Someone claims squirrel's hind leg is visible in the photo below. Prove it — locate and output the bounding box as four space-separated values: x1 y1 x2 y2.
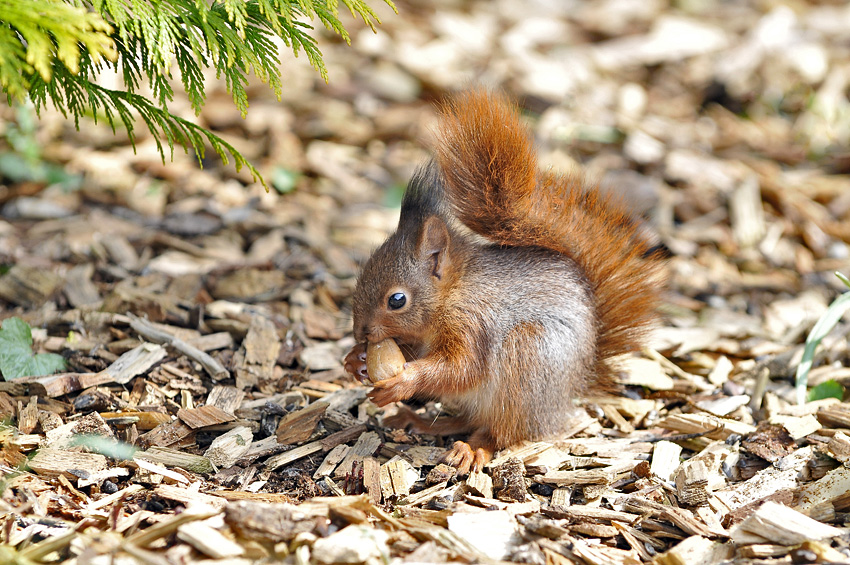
384 405 493 473
382 404 474 436
440 430 495 475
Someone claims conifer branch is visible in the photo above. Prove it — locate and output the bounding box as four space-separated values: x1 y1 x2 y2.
0 0 398 189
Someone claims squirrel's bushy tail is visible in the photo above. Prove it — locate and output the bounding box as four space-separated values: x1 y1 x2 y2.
434 89 664 383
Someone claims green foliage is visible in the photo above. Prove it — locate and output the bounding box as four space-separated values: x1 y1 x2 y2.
0 0 115 99
808 380 844 402
68 434 138 461
795 272 850 404
0 104 82 188
271 166 300 193
0 317 67 380
0 0 396 188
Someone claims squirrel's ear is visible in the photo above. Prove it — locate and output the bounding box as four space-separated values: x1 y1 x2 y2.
419 215 451 279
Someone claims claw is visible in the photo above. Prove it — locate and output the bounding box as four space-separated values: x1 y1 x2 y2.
343 343 369 383
439 440 493 475
441 441 475 476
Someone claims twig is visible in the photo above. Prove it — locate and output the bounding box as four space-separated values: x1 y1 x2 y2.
128 314 230 381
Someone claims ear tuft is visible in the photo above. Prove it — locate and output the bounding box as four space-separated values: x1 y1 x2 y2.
419 216 451 279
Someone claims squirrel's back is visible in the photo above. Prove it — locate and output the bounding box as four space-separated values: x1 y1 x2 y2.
433 89 665 386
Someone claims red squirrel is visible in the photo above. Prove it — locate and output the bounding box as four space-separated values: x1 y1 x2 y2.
344 89 665 473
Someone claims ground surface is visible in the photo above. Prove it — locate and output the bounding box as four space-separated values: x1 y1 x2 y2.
2 0 850 563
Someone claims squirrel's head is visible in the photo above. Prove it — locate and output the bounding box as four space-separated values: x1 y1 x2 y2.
352 214 456 348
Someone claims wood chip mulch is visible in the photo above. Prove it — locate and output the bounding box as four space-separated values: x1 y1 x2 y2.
3 1 850 563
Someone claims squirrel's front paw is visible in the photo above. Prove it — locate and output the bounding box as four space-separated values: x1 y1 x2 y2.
343 342 369 383
367 369 416 406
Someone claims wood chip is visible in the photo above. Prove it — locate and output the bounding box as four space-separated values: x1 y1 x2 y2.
99 410 171 430
653 535 731 565
570 521 619 538
492 457 526 502
544 504 640 524
125 505 221 547
731 501 843 545
224 500 315 543
153 484 227 510
401 481 450 507
312 524 390 564
276 401 328 445
177 405 237 429
714 447 812 513
768 414 822 440
465 470 494 498
446 510 522 561
650 440 683 482
9 433 42 451
233 315 280 389
551 488 572 508
730 175 766 247
0 264 63 307
63 263 101 307
104 343 167 384
206 385 245 414
27 448 108 479
797 465 850 511
622 497 715 537
17 396 38 434
139 419 195 448
87 484 146 511
176 521 245 558
313 443 350 479
826 431 850 462
133 456 191 484
380 456 418 499
186 331 234 352
17 372 114 398
619 357 675 390
707 356 733 386
657 413 756 439
333 431 381 478
817 404 850 428
489 441 553 467
674 459 711 506
137 446 214 474
741 423 795 462
536 461 638 486
204 425 253 468
363 456 382 505
266 441 324 470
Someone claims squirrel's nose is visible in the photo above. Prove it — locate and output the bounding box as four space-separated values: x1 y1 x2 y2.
354 323 369 342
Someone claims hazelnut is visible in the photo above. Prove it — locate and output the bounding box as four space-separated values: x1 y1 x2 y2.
366 338 405 383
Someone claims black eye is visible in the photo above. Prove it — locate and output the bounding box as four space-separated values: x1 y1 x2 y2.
387 292 406 310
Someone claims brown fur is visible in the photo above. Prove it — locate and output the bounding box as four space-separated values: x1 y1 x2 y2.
435 89 664 388
345 89 665 473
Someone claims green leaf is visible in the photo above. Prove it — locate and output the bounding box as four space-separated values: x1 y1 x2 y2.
0 317 67 381
808 380 844 402
271 167 299 193
0 152 38 182
68 435 138 460
795 274 850 405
